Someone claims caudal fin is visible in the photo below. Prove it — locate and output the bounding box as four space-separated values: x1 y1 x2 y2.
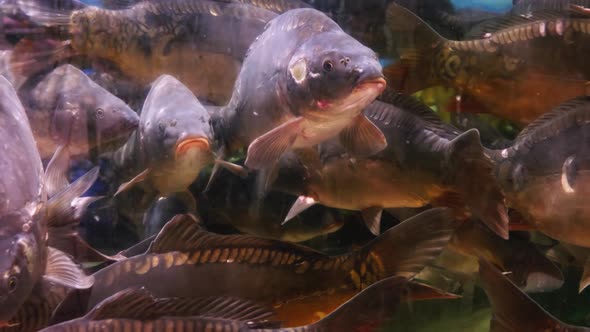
362 207 456 279
447 129 509 239
384 3 445 93
479 259 574 332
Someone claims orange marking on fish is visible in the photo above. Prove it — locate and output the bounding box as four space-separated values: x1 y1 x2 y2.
174 137 210 160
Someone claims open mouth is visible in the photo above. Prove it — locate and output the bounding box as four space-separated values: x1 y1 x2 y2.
175 137 210 160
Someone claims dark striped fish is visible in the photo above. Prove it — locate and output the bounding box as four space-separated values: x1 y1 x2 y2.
41 287 277 332
385 2 590 124
52 208 455 327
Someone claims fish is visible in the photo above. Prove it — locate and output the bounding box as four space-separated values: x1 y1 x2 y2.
41 287 278 332
142 192 196 239
51 208 455 326
17 64 138 160
492 96 590 248
13 0 277 105
196 167 345 243
0 74 95 325
385 2 590 125
479 258 590 332
449 220 564 293
274 91 508 238
213 7 387 172
112 74 215 210
0 283 68 332
545 243 590 293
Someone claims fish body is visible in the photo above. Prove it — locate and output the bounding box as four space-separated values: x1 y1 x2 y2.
493 96 590 247
0 75 94 325
113 75 214 198
52 209 454 326
19 0 276 105
386 3 590 124
19 64 138 159
215 8 386 169
275 92 507 238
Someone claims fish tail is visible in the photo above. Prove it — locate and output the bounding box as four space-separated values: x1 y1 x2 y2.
362 208 455 279
447 129 509 239
10 37 75 79
384 3 446 93
17 0 85 27
479 258 569 332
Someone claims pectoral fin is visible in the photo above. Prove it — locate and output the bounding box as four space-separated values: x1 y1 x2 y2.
340 115 387 158
115 169 150 196
282 196 317 225
43 247 94 289
215 159 248 178
361 207 383 236
245 117 304 170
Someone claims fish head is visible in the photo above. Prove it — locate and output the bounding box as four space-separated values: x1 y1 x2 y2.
286 31 385 117
141 75 214 168
0 230 38 322
85 88 139 144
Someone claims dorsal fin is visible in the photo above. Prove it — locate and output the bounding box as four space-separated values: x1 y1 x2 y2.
464 15 535 39
369 89 459 139
87 287 275 322
515 96 590 144
149 214 325 258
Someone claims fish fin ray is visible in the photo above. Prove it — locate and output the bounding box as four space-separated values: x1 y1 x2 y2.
340 115 387 158
215 159 248 178
361 207 383 236
43 247 94 289
448 129 509 239
245 117 303 170
17 0 85 27
46 167 99 228
115 168 150 196
580 257 590 293
282 196 317 225
45 145 71 198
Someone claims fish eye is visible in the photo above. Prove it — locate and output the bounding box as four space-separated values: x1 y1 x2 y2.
95 108 105 119
323 60 333 72
7 276 16 293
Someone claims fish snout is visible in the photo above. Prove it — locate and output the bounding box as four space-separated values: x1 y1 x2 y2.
174 137 211 160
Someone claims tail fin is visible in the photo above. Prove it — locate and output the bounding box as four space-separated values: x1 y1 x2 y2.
447 129 509 239
362 207 455 279
479 259 575 332
16 0 85 27
384 3 445 93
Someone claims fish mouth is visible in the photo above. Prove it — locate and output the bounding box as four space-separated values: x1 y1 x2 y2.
174 137 211 160
354 76 387 93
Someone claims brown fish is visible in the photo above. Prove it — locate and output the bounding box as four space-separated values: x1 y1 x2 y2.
274 92 508 238
479 258 590 332
14 0 277 105
385 3 590 125
492 96 590 247
52 208 455 326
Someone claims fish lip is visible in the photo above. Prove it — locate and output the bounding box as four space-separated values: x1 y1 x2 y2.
174 137 211 160
354 76 387 93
